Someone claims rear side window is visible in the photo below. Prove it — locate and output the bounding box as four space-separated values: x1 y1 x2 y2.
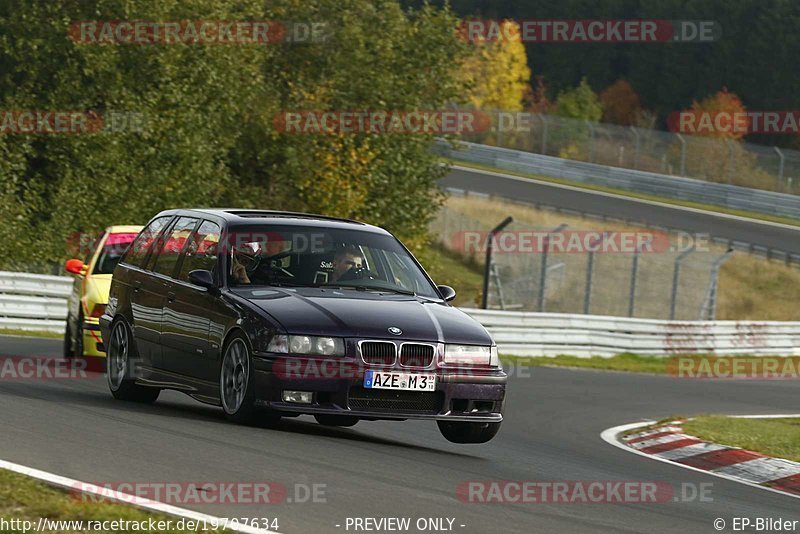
152 217 199 277
177 220 221 283
122 216 172 268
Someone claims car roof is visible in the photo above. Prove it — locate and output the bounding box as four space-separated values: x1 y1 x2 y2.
106 225 144 233
156 209 391 234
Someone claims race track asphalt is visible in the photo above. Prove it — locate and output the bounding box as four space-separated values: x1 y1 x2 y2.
441 166 800 256
1 335 799 533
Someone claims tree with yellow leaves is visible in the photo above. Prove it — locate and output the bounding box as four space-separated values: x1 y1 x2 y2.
462 20 531 111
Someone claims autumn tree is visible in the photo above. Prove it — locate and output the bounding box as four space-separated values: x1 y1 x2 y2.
461 20 531 111
599 80 641 126
555 77 602 121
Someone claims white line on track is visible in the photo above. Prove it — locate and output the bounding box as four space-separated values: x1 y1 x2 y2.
452 164 800 232
600 417 800 502
0 458 281 534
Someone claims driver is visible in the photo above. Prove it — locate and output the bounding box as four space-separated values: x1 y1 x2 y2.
330 246 364 282
230 241 261 285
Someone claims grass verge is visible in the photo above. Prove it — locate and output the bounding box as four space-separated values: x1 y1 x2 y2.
0 469 199 533
501 353 800 377
445 158 800 228
0 329 62 340
501 353 670 374
682 416 800 463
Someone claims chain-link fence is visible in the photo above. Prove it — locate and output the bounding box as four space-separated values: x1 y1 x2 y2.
459 111 800 194
431 203 733 320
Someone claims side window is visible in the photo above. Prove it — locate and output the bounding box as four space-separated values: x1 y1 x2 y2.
151 217 199 278
178 220 221 283
122 216 172 268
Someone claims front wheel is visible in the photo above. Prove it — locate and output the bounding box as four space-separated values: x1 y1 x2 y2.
437 421 501 444
220 334 258 424
107 320 159 403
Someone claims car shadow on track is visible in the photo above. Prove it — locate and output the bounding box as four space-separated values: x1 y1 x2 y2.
1 380 479 458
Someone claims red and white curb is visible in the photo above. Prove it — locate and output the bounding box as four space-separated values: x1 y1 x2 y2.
601 416 800 500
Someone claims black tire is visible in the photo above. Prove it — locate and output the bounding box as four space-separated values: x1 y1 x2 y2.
74 311 85 358
437 421 501 444
219 332 259 424
314 414 359 427
63 320 74 360
107 319 160 403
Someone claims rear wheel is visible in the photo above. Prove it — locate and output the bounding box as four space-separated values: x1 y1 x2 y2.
107 320 159 403
63 320 74 360
314 415 359 427
220 334 259 424
437 421 501 444
74 312 85 358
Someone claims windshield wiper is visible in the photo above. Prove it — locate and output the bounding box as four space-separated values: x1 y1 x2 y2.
328 284 417 296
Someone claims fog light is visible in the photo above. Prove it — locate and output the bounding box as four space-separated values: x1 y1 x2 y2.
282 390 313 404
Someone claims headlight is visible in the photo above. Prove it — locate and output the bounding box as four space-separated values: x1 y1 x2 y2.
267 334 288 353
267 334 344 357
444 344 493 366
290 335 312 354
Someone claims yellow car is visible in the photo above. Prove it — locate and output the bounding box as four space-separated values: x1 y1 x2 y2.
63 225 142 364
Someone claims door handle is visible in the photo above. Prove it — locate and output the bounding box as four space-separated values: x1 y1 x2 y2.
133 280 142 292
167 291 176 302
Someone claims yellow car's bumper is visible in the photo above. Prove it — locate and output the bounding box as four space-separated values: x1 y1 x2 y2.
81 316 106 358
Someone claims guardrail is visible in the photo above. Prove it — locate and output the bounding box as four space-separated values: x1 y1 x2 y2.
2 272 798 357
436 139 800 221
462 308 800 357
0 271 71 333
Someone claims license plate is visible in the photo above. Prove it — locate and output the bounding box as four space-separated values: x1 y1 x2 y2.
363 370 436 391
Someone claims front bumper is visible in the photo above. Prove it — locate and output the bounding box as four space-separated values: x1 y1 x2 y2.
81 317 106 357
251 353 506 423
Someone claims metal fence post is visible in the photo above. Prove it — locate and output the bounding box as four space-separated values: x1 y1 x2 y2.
628 245 641 317
538 113 548 155
583 234 604 314
481 216 513 309
669 245 696 320
538 223 567 312
676 134 686 176
725 139 735 185
702 249 734 320
586 120 595 162
630 126 640 169
774 146 785 190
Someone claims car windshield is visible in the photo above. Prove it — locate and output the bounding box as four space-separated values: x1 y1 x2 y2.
93 233 138 275
226 224 439 299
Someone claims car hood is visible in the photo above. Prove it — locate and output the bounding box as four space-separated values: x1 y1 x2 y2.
235 287 493 345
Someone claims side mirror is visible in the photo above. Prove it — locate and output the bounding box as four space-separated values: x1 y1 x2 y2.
437 285 457 302
188 269 216 291
65 258 87 275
